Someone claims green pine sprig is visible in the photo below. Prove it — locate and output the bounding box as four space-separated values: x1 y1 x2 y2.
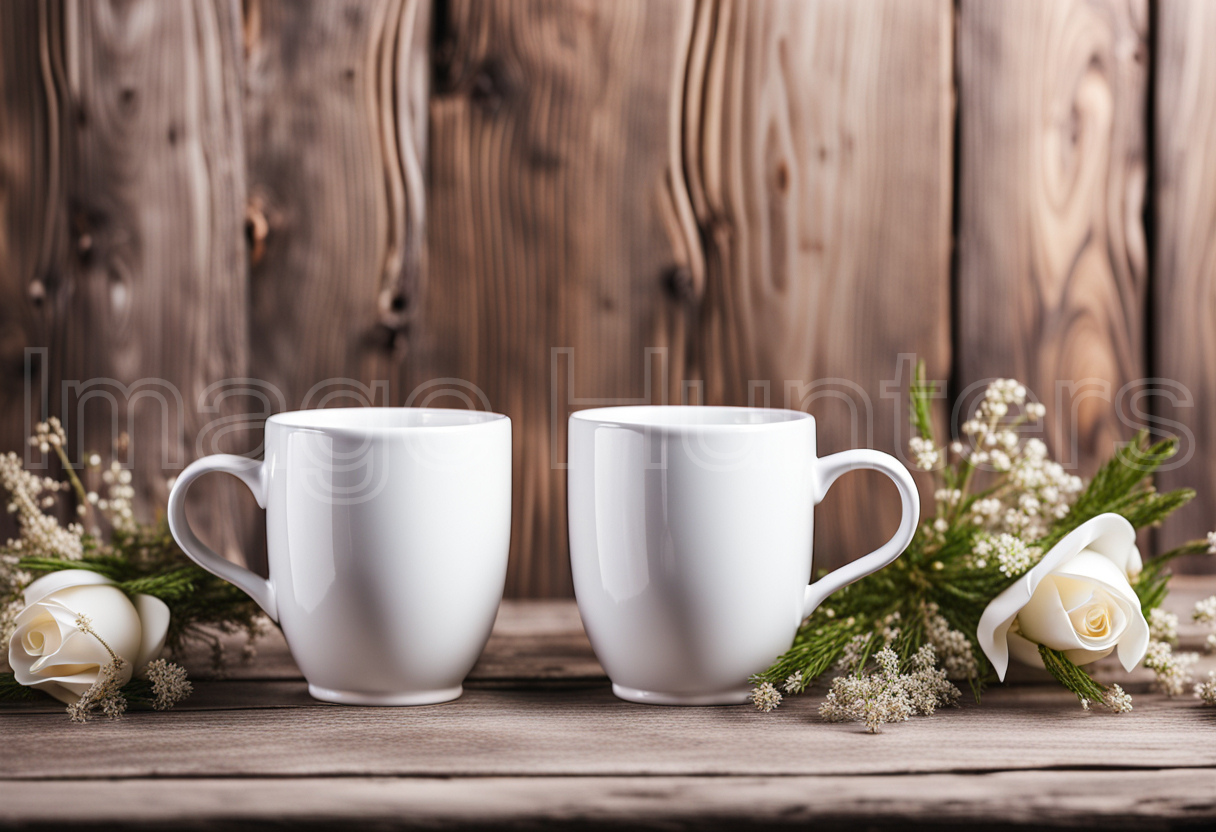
1037 645 1110 707
0 672 41 701
1037 431 1193 552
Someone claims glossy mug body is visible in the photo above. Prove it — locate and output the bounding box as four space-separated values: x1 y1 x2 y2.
568 406 919 705
168 408 511 706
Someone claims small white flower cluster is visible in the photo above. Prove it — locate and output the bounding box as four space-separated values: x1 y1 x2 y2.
1208 531 1216 555
911 378 1081 545
934 488 962 507
1149 608 1179 644
1144 640 1198 697
956 380 1045 466
963 437 1082 539
1194 595 1216 625
880 611 902 646
750 682 782 713
973 533 1042 577
819 646 959 733
923 602 978 680
1193 595 1216 652
908 436 939 471
1195 671 1216 706
29 418 66 456
65 613 127 723
65 659 127 722
1 452 83 568
144 658 193 711
1102 684 1133 713
96 459 137 532
1 432 88 647
835 633 873 673
782 670 805 695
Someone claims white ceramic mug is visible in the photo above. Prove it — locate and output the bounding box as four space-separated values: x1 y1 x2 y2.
167 407 512 705
567 405 919 705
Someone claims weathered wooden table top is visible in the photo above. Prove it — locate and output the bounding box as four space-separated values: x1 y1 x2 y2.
3 578 1216 830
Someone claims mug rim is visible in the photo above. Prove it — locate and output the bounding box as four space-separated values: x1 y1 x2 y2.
569 405 813 431
267 407 508 432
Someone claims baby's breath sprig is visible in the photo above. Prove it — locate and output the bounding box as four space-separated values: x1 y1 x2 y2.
1192 596 1216 658
1195 672 1216 706
819 645 959 733
751 359 1199 720
2 421 271 718
141 658 193 710
64 613 129 722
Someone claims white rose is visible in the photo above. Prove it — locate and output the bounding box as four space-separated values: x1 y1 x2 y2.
977 513 1149 680
8 570 170 704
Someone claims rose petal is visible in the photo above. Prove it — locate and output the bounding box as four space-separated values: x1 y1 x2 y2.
132 594 170 671
1017 576 1090 652
1081 520 1142 577
1006 631 1046 668
22 570 114 607
1051 574 1097 612
27 679 88 705
1115 597 1150 671
1064 589 1123 646
53 585 143 668
10 600 98 683
1053 551 1141 606
16 605 106 681
976 588 1026 681
1063 645 1116 666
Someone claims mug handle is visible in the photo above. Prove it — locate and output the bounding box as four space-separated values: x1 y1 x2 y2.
802 449 920 618
167 454 278 622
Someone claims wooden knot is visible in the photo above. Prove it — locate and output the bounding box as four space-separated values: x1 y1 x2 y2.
470 59 512 114
661 266 696 302
246 201 269 266
377 287 411 334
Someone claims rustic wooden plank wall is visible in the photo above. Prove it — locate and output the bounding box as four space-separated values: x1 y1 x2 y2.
244 0 429 410
675 0 952 576
956 0 1149 475
424 0 953 594
423 0 689 596
0 0 254 563
1 0 1214 595
1154 0 1216 563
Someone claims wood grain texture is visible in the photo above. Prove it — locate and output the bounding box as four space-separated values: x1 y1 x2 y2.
0 1 51 470
1153 0 1216 568
5 684 1216 780
423 0 692 596
0 0 252 560
956 0 1149 476
0 1 54 551
673 0 954 569
243 0 430 409
5 770 1216 830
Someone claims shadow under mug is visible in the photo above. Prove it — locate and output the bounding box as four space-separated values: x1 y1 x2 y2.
567 405 920 705
167 407 512 706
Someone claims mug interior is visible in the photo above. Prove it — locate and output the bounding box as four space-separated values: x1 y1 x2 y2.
268 407 505 430
570 405 810 428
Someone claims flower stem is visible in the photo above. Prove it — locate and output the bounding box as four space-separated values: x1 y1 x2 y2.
51 442 92 528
